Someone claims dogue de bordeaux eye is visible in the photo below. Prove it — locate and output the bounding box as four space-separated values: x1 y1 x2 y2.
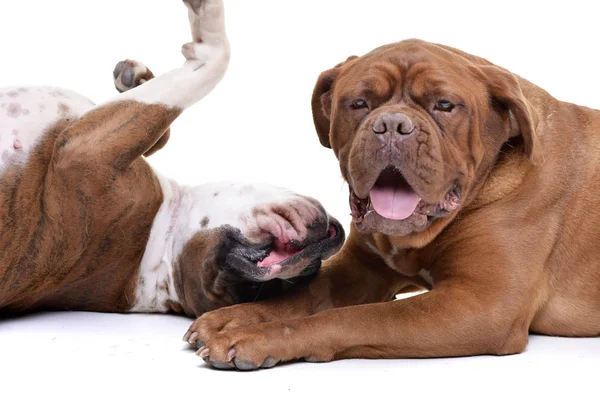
434 99 455 112
351 99 369 110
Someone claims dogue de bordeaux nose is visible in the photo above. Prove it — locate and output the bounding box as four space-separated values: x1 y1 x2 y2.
372 112 415 136
186 39 600 371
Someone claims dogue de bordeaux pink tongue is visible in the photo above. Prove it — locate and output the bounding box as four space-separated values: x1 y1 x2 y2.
369 170 421 220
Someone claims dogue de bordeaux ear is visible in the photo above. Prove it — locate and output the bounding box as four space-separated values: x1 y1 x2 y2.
481 65 544 165
311 56 358 148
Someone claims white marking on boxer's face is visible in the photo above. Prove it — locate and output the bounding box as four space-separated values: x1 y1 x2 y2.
0 87 95 171
175 182 320 254
115 0 230 111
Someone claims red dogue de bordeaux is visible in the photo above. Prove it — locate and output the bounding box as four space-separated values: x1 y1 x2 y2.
0 0 344 318
186 39 600 370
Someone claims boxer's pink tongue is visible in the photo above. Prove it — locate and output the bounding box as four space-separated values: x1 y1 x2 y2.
369 171 421 220
257 240 301 267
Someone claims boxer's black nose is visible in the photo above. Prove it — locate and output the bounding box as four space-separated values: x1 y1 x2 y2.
372 112 415 136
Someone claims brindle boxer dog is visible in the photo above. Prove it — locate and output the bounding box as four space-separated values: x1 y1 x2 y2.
0 0 344 318
187 39 600 370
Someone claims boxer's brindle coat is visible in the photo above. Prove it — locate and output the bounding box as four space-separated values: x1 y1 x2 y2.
0 0 344 318
188 40 600 370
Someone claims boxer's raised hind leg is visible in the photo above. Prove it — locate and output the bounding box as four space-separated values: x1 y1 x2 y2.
53 0 229 170
112 60 170 156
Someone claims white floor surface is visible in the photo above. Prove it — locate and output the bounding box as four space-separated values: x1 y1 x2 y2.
1 312 598 400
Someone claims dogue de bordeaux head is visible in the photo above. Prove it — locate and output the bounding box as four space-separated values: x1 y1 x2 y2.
312 39 542 244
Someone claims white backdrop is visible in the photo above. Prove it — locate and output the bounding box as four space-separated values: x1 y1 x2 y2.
2 0 600 232
1 0 599 398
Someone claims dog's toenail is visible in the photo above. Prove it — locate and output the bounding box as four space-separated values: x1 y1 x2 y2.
188 332 199 344
226 348 236 362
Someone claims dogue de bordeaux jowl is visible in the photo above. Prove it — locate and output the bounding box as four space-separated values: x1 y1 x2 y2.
187 39 600 370
0 0 344 318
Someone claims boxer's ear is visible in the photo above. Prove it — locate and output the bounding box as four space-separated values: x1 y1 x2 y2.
482 65 544 165
311 56 358 148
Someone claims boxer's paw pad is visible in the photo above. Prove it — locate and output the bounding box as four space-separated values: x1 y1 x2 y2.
113 59 154 93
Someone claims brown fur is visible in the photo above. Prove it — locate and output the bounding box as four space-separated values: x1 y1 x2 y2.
173 230 237 318
0 101 180 314
113 64 172 157
187 39 600 369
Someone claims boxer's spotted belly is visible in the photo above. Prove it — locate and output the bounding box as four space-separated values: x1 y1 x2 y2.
0 87 94 171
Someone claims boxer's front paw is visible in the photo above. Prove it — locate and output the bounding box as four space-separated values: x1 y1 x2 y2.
113 59 154 93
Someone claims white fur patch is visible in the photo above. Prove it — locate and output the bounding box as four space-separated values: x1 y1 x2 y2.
174 181 317 256
130 170 181 313
0 87 94 172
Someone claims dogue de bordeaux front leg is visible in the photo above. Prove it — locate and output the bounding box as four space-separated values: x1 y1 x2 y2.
189 233 533 370
195 287 519 370
53 0 229 170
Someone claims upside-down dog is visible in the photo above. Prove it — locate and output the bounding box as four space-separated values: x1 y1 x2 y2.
0 0 344 318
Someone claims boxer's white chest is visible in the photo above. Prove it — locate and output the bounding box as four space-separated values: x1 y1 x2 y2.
0 87 95 171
